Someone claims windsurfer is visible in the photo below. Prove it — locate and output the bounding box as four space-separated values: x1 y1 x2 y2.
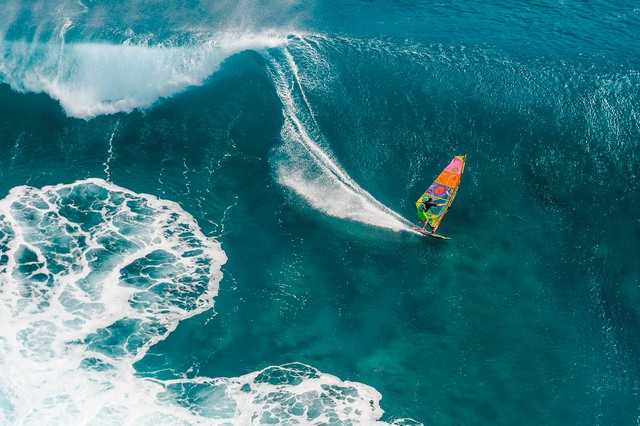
414 197 444 232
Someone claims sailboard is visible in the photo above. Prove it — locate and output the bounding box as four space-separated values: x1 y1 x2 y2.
413 155 466 240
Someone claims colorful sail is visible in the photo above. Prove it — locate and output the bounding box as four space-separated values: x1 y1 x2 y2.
415 155 466 232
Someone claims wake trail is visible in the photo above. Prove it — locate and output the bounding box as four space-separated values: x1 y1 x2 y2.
264 40 413 233
10 132 25 166
104 118 119 181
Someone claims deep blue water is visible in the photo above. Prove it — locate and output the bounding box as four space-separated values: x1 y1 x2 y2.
1 1 639 424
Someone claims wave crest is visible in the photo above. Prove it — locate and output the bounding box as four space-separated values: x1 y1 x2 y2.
0 33 288 119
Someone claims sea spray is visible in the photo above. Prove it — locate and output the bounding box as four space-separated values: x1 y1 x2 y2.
0 33 289 119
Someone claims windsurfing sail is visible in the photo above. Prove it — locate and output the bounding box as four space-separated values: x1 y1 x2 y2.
415 155 466 233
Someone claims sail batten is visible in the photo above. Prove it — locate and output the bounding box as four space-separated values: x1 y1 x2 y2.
415 155 466 232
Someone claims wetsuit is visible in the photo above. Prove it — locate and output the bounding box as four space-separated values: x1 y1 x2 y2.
417 200 439 220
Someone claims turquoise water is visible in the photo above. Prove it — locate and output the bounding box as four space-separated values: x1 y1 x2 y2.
1 1 639 424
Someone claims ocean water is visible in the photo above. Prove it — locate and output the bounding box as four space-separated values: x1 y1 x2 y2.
1 0 639 424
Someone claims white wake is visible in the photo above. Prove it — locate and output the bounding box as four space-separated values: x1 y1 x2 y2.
264 40 414 233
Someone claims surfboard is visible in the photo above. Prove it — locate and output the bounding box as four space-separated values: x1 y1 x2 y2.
412 228 451 240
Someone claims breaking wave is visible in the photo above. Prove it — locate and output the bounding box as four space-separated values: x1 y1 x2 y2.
0 33 288 119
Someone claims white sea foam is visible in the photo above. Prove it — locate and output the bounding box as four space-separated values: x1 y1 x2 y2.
0 178 226 423
162 362 420 425
264 41 414 233
0 32 288 119
0 179 417 424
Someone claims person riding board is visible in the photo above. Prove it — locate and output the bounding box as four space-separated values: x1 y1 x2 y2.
415 196 444 232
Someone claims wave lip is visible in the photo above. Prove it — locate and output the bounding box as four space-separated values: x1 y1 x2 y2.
0 32 289 119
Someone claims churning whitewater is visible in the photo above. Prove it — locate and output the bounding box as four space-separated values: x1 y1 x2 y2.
1 0 639 425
